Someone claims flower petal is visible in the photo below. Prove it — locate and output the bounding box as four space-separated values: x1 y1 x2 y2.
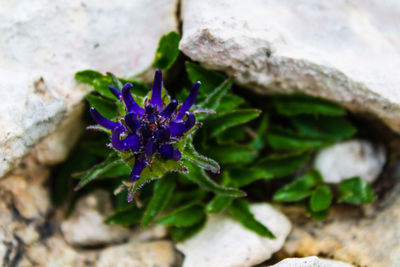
173 148 182 161
124 134 141 151
125 112 141 132
145 104 157 123
122 83 145 115
108 85 122 100
175 82 200 121
159 144 174 159
145 137 155 156
90 107 121 130
150 69 163 109
160 99 178 118
130 156 146 181
111 125 127 150
155 125 171 142
169 112 196 137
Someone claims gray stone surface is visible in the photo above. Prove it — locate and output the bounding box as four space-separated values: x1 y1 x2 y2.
180 0 400 134
0 0 178 177
177 204 291 267
314 139 386 184
270 256 354 267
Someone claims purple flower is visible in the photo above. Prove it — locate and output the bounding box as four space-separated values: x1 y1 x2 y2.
89 69 200 183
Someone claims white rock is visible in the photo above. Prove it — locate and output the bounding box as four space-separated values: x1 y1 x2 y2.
177 203 291 267
314 140 386 184
96 240 176 267
180 0 400 134
0 0 178 177
270 256 355 267
61 190 130 246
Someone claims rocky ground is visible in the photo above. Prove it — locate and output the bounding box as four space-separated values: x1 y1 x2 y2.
1 0 400 266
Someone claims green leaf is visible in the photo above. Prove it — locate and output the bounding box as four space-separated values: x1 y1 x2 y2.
165 188 207 210
206 195 233 214
290 116 356 141
252 151 311 177
154 31 181 70
141 174 176 227
228 199 275 239
199 78 234 110
309 185 333 212
267 127 332 150
75 70 103 84
104 205 144 226
309 208 330 221
118 79 148 97
249 115 269 150
74 153 124 190
156 203 205 227
182 141 220 174
203 144 258 165
206 109 261 138
216 126 246 144
216 94 245 113
183 160 245 197
338 177 376 204
273 169 323 202
171 217 206 241
273 95 346 116
185 62 225 95
86 94 118 119
126 155 187 201
97 162 131 178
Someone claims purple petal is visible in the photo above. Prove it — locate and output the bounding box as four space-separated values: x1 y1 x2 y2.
150 69 163 109
175 82 200 121
145 104 157 123
108 85 122 100
159 144 174 159
90 107 121 130
125 112 141 132
111 125 127 150
155 125 171 142
160 99 178 118
130 156 146 181
139 125 152 139
145 137 155 156
169 112 196 137
122 83 144 115
173 149 181 161
124 134 141 151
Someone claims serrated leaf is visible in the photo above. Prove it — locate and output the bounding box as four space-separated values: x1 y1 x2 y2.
126 155 187 201
273 169 323 202
216 94 245 113
182 141 220 173
267 127 332 150
154 31 181 70
228 199 275 239
185 62 225 95
183 160 245 197
274 95 346 116
204 144 258 165
156 203 205 227
206 195 233 213
141 174 175 227
206 109 261 138
338 177 376 204
86 94 118 119
309 185 333 212
290 116 356 141
74 153 123 190
104 205 144 226
171 217 206 241
199 78 234 110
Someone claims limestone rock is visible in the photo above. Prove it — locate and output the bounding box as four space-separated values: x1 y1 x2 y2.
61 190 131 247
177 203 291 267
96 240 176 267
180 0 400 134
314 140 386 184
0 0 178 177
270 256 355 267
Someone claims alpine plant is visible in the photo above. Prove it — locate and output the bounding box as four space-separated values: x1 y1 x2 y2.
88 69 201 201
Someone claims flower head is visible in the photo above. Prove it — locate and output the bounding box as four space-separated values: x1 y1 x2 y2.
89 69 200 182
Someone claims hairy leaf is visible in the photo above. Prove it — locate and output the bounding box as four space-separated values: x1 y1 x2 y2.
156 203 205 227
199 78 234 110
216 94 245 113
206 195 233 213
204 144 258 165
229 199 275 239
182 142 220 173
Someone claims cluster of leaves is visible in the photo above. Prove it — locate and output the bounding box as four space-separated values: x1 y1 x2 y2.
53 31 377 242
